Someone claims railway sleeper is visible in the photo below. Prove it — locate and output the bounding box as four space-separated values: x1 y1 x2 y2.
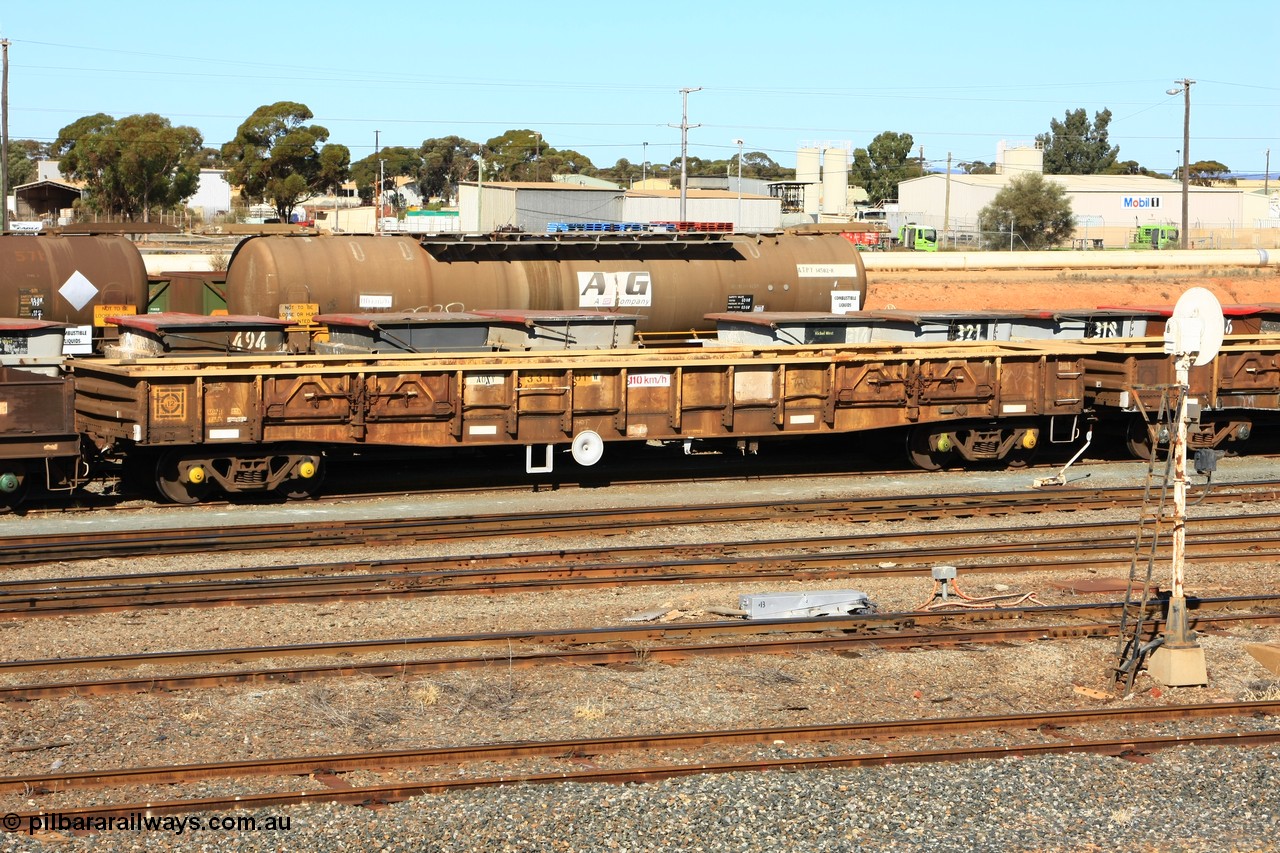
154 446 324 504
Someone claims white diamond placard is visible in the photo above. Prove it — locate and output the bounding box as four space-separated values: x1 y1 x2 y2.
59 270 99 311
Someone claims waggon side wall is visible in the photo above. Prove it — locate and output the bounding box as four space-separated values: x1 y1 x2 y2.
0 366 80 461
1082 338 1280 413
72 343 1094 453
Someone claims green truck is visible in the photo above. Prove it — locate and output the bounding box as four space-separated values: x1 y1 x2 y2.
1131 224 1179 249
896 223 938 251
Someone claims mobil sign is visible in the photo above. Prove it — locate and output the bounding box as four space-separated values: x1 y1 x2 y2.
1123 196 1164 209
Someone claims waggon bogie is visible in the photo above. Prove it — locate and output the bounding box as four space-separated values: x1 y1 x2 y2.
149 446 324 504
907 421 1041 471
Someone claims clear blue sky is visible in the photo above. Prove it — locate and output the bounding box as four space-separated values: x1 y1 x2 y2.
3 1 1277 177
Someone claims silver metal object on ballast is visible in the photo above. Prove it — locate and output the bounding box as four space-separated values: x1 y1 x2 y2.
738 591 874 620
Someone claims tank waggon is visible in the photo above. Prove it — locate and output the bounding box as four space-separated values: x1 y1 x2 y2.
223 229 867 335
0 234 148 352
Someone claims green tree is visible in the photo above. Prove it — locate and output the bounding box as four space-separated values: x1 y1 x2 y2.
196 147 227 169
221 102 350 222
1182 159 1232 186
960 160 996 175
419 136 482 202
351 146 422 206
481 129 542 182
741 151 787 180
112 114 203 222
477 129 596 182
976 173 1075 250
1106 159 1162 177
5 139 44 195
1037 108 1119 175
55 113 203 221
54 113 127 216
850 131 922 204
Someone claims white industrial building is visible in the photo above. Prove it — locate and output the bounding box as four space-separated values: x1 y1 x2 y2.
897 143 1277 249
188 169 232 224
457 182 780 233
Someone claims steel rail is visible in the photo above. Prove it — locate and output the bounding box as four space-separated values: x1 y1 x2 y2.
8 712 1280 822
3 603 1278 702
5 508 1279 592
2 481 1276 567
6 700 1277 796
5 532 1280 619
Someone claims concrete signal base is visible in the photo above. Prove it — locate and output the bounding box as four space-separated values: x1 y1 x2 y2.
1148 644 1208 687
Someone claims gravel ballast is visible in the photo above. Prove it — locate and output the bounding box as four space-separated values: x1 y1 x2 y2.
2 459 1279 851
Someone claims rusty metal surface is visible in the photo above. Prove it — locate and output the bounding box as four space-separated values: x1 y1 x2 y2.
0 366 78 459
1084 338 1280 412
0 235 147 340
7 700 1277 798
9 721 1280 821
223 231 868 333
5 609 1280 702
71 341 1091 452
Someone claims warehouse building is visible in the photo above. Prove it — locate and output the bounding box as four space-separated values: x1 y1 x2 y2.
896 142 1278 249
457 182 780 233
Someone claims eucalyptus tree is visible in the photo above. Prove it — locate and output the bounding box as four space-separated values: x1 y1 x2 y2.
221 102 350 221
1037 108 1120 175
351 146 422 205
976 173 1075 250
419 136 482 203
850 131 923 205
55 113 203 221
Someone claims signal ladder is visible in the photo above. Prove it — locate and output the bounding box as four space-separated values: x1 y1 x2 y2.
1113 386 1180 693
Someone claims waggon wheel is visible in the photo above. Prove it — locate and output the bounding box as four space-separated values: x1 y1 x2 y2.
1125 419 1156 461
1003 426 1040 469
277 456 325 501
1003 445 1040 469
155 451 214 505
907 426 955 472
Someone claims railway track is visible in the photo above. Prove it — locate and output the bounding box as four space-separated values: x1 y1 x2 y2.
7 700 1279 821
3 480 1279 566
4 511 1280 617
3 598 1277 702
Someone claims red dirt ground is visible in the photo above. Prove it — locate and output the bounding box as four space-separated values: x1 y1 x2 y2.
864 266 1280 312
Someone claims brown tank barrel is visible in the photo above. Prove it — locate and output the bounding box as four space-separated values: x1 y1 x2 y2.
224 231 868 332
0 234 147 333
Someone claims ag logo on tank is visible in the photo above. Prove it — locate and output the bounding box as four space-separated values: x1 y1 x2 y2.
578 272 652 308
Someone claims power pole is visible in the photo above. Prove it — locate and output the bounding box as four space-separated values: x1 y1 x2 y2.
943 152 952 233
1166 79 1194 250
1 38 9 233
671 87 701 223
374 130 381 235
